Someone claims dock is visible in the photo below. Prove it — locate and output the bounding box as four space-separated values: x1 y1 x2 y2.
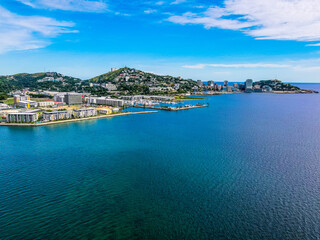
134 104 209 111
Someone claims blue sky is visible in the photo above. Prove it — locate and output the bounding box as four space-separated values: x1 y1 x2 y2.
1 0 320 82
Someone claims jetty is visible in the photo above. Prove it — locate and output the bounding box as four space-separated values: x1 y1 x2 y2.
134 104 209 111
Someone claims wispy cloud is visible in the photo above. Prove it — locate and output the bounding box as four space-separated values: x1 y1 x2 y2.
0 6 76 53
171 0 187 5
306 43 320 47
17 0 108 12
168 0 320 42
183 63 291 69
144 9 157 14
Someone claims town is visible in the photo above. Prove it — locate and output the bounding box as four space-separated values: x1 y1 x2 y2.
0 68 317 125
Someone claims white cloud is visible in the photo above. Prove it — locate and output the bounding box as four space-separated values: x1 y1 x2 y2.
144 9 157 14
155 1 165 5
306 43 320 47
171 0 186 5
183 63 291 69
168 0 320 42
17 0 108 12
0 6 75 53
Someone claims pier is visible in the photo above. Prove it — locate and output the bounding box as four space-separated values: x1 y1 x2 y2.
134 104 209 111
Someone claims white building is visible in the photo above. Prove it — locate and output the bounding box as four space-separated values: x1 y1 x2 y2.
38 101 55 107
87 97 124 107
7 112 38 123
43 111 73 121
99 109 112 115
73 108 97 118
54 94 65 103
18 100 38 108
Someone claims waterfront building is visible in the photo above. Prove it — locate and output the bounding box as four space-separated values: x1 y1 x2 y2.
233 83 238 88
7 112 38 123
197 80 203 87
95 97 124 107
112 108 120 113
224 80 229 87
65 93 82 105
99 109 112 115
73 108 97 118
217 85 222 91
43 111 73 121
38 101 55 107
227 86 233 92
18 100 37 108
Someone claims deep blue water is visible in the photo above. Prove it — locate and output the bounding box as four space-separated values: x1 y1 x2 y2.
1 84 320 240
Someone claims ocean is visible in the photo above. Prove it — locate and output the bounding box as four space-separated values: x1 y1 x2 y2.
1 84 320 239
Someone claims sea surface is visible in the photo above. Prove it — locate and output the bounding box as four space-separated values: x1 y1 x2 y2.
1 84 320 240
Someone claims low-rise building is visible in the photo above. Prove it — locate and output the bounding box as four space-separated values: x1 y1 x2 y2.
112 108 120 113
73 108 97 118
18 100 38 108
38 101 55 107
54 94 65 103
14 94 30 105
99 109 112 115
43 111 73 121
7 112 38 123
96 97 124 107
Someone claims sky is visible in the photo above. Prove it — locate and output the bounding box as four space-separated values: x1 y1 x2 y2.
1 0 320 82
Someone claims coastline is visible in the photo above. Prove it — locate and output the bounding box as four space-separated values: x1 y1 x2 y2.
0 111 158 127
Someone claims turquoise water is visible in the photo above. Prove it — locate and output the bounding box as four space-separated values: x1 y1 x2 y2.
1 84 320 239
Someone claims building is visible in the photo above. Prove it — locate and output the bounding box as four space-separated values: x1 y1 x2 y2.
245 79 253 90
7 112 38 123
207 81 214 87
43 111 73 121
262 85 273 92
111 68 118 72
224 80 229 87
112 108 120 113
38 101 55 107
99 109 112 115
91 97 124 107
54 94 65 103
14 94 30 105
227 86 233 92
65 93 82 105
233 83 238 88
18 100 37 108
197 80 203 86
73 108 97 118
101 83 117 91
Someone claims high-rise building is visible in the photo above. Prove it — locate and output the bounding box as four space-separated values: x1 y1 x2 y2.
245 79 253 90
65 93 82 105
224 80 229 87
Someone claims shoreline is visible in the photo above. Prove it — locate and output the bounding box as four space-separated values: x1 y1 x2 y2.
0 111 158 127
